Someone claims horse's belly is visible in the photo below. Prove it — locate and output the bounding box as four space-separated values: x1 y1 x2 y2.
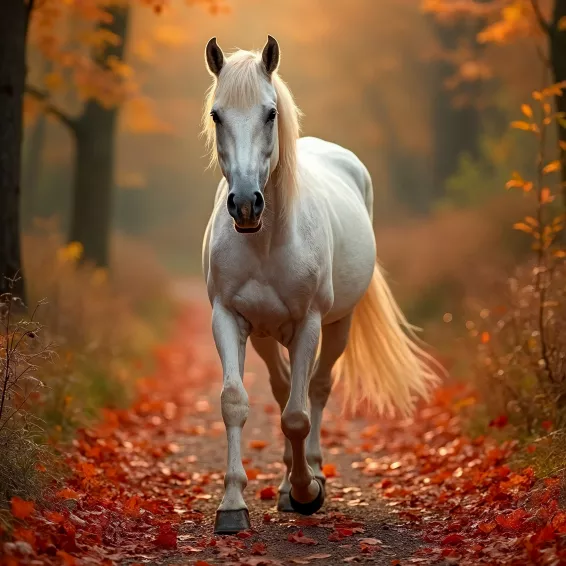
231 279 295 344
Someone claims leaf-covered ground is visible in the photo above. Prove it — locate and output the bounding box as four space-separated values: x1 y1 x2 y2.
2 287 566 565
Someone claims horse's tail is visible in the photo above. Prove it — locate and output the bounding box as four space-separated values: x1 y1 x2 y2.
334 263 441 417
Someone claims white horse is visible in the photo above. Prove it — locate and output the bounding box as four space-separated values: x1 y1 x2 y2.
202 36 439 534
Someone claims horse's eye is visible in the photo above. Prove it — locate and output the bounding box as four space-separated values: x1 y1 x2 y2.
211 110 221 124
267 108 277 123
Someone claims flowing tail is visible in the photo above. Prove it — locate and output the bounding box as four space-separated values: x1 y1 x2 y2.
334 263 442 417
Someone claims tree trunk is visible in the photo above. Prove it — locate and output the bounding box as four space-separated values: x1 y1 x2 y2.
0 0 28 299
550 0 566 208
70 106 116 266
430 20 482 200
22 112 47 229
68 4 129 267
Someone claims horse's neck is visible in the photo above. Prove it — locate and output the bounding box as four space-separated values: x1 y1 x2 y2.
251 174 293 253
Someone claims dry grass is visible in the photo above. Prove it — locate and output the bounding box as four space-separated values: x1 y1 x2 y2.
0 227 174 514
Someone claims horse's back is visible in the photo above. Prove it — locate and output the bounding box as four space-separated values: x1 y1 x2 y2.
297 137 376 323
297 137 373 218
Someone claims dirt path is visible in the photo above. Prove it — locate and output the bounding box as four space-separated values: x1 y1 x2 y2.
160 280 421 565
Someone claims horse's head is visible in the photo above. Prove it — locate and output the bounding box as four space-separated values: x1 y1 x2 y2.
204 36 282 233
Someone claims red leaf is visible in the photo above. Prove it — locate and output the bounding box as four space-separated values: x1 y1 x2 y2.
495 509 528 530
57 551 77 566
288 530 318 545
259 486 277 500
441 534 465 545
11 497 34 520
154 523 178 549
541 420 553 432
531 524 555 545
488 415 508 428
250 440 268 450
237 530 253 539
252 542 267 555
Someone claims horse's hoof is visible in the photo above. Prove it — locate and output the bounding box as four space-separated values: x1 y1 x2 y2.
277 491 295 513
289 478 325 516
214 509 250 534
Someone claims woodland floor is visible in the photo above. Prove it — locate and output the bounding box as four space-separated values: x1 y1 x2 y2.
3 281 566 566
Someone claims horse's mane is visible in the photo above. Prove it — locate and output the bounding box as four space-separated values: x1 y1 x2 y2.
202 49 301 218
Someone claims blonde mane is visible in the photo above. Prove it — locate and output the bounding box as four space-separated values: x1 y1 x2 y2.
202 49 301 217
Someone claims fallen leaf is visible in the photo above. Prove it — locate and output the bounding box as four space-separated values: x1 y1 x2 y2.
288 530 318 545
246 468 261 480
154 523 177 549
11 497 34 520
250 440 268 450
259 486 277 500
57 551 77 566
322 463 337 478
251 542 267 555
441 533 465 545
56 488 80 500
495 509 528 530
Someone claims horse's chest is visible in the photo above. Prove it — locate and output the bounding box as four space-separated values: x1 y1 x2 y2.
229 259 319 343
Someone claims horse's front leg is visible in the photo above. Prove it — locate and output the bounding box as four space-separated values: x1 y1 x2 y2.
282 312 324 514
212 302 251 534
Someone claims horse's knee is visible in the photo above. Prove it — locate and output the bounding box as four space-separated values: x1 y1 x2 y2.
281 409 310 440
221 380 249 427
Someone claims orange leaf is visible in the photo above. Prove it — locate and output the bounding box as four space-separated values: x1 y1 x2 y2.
478 521 497 534
11 497 34 520
543 160 561 174
480 331 490 344
249 440 268 451
246 468 261 480
322 463 338 478
513 222 534 234
541 188 555 204
521 104 533 118
56 488 80 500
511 120 533 131
44 511 65 523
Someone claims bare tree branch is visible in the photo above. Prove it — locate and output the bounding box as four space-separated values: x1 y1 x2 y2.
530 0 552 35
25 85 78 132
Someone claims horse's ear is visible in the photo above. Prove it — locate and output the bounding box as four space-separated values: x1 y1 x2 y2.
205 37 224 77
261 35 280 75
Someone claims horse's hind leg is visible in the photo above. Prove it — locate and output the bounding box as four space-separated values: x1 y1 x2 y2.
306 315 352 487
212 303 251 534
249 335 294 512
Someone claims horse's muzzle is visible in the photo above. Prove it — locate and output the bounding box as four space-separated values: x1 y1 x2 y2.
227 190 264 233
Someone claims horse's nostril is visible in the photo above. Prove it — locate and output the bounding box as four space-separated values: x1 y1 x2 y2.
253 191 264 216
227 192 237 216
